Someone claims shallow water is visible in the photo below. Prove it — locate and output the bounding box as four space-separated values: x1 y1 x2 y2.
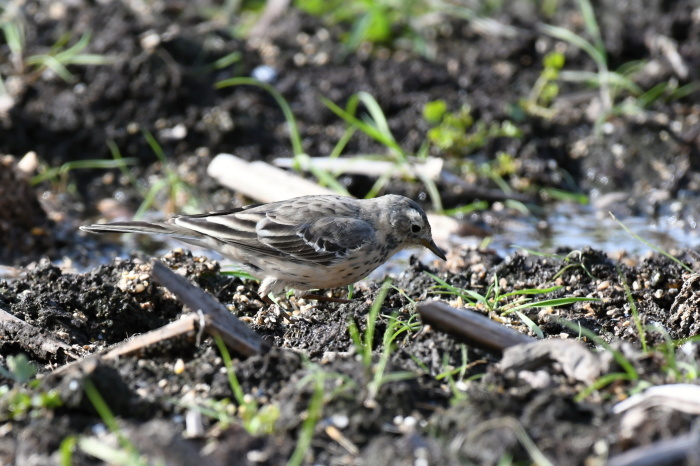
490 202 698 256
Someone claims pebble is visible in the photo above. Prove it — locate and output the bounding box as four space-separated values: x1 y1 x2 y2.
251 65 277 83
174 359 185 374
185 409 205 438
330 414 349 429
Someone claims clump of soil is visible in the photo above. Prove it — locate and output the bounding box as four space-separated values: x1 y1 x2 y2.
1 246 698 464
0 156 55 264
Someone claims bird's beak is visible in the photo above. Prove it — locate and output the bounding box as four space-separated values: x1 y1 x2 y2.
421 238 447 261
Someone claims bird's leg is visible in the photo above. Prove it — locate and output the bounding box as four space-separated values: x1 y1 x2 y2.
299 293 353 304
257 278 296 321
295 287 354 304
263 293 296 322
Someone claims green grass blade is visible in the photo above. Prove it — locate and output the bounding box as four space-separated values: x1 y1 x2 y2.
574 372 635 402
53 31 90 60
610 212 693 273
514 311 544 339
216 77 304 156
540 23 605 68
321 96 405 156
363 279 392 368
618 265 647 352
31 157 138 185
355 91 392 139
294 154 350 195
557 318 638 380
442 200 489 216
502 296 599 315
500 286 563 298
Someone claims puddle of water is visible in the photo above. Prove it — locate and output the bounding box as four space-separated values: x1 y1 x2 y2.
488 202 698 256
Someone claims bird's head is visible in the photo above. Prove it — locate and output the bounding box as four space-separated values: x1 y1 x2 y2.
382 195 447 261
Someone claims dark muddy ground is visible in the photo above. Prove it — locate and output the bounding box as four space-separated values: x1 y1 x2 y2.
2 0 700 464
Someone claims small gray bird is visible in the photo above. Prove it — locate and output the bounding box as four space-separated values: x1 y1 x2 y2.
81 194 446 298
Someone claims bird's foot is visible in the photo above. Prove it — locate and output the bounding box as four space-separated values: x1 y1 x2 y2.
299 293 353 304
262 294 318 324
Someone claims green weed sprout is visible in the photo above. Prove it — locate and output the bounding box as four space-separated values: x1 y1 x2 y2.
323 91 443 210
553 319 643 402
540 0 618 114
215 77 350 196
609 212 694 273
422 102 527 201
467 417 555 466
25 32 115 82
288 363 356 466
435 344 486 404
424 102 522 156
648 326 700 382
348 278 392 369
347 280 419 406
173 336 280 436
0 353 35 384
365 312 420 408
0 354 62 422
287 369 325 466
521 51 565 119
427 272 599 339
427 271 597 316
213 334 280 435
617 264 647 353
0 0 25 71
512 248 597 281
78 379 146 466
536 0 691 133
31 157 138 194
107 131 200 219
296 0 431 52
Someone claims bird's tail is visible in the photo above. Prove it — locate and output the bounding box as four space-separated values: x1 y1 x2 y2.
80 221 173 236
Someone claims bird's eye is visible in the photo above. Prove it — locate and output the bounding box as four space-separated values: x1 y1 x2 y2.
411 224 421 233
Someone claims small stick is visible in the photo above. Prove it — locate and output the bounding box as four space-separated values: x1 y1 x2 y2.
416 301 535 353
102 315 199 360
150 260 267 357
0 308 82 361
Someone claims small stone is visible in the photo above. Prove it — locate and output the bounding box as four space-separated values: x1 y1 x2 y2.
174 359 186 374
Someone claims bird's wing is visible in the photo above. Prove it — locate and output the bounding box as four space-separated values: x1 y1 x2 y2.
173 200 375 264
257 216 376 264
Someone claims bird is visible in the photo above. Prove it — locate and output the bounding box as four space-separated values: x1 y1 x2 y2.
81 194 446 299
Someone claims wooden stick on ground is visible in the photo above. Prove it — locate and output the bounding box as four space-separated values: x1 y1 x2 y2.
0 308 82 361
416 300 535 353
150 260 267 357
102 315 200 360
